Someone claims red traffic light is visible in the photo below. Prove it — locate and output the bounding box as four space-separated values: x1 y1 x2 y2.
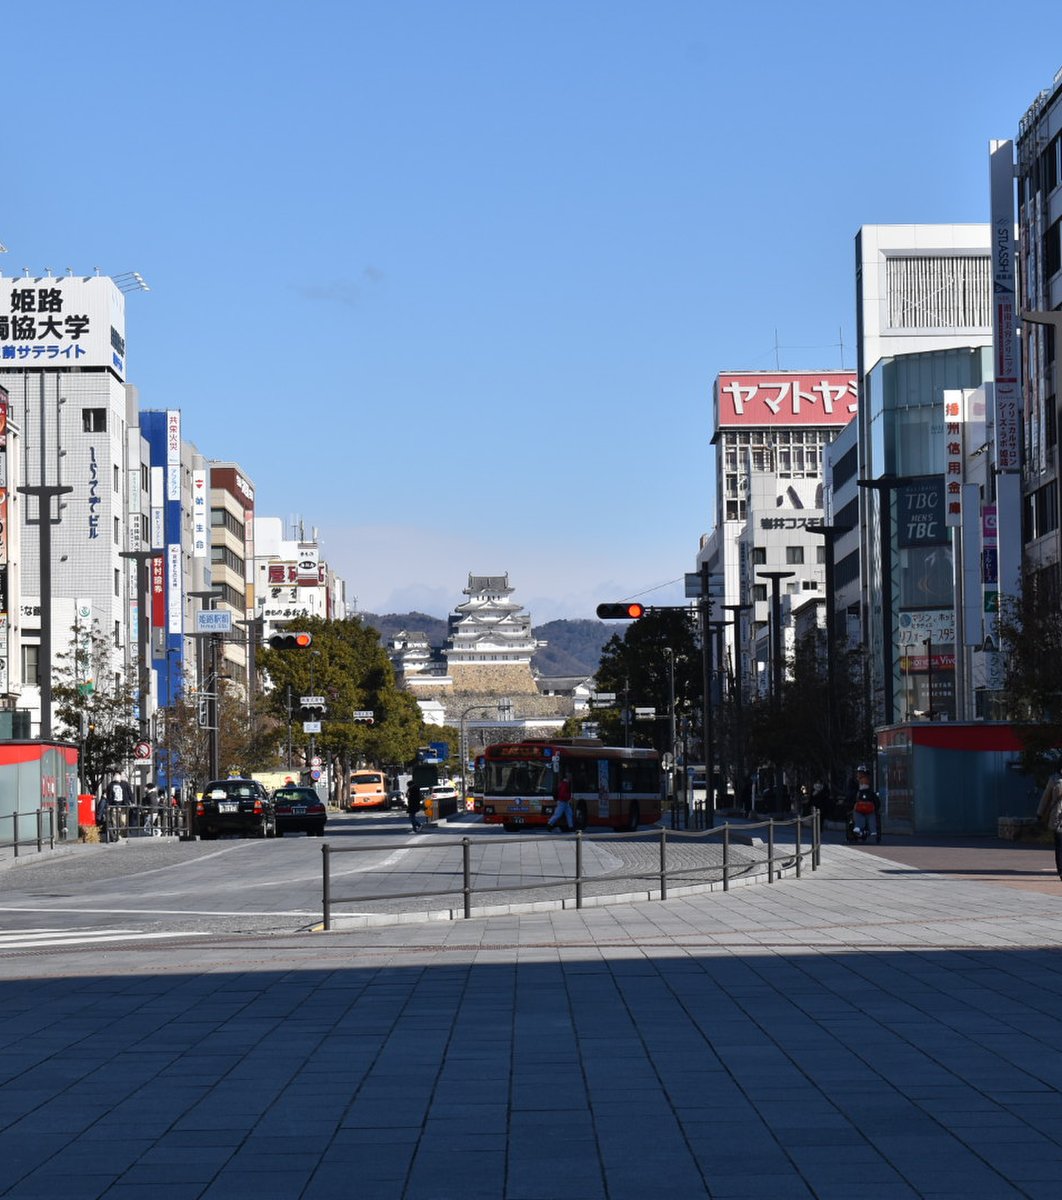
268 631 313 650
596 602 646 620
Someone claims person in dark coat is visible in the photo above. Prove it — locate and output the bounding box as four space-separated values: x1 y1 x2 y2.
406 779 424 833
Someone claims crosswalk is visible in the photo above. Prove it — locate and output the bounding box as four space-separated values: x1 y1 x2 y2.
0 926 201 951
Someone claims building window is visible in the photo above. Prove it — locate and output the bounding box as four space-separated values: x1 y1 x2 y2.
114 516 120 545
141 463 149 492
114 620 121 648
114 465 120 493
82 408 106 433
786 582 800 595
753 585 767 603
786 546 804 565
751 547 767 565
802 580 818 591
816 546 826 564
21 644 40 686
115 568 120 596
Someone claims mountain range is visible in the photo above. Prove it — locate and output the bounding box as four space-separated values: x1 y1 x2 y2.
361 612 612 679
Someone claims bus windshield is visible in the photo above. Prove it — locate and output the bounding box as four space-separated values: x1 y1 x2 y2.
484 760 555 797
351 773 383 786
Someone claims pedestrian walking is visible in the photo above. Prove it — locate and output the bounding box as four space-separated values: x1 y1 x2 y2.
1037 769 1062 880
848 765 882 843
547 772 575 832
99 772 133 842
406 779 424 833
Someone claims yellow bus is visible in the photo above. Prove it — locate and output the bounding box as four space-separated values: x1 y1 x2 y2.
348 769 388 811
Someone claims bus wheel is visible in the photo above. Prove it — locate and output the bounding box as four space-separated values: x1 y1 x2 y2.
503 823 521 833
626 802 640 832
575 802 588 832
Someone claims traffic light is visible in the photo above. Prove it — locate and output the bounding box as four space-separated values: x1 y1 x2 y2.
596 602 646 620
352 710 375 725
300 702 326 722
268 631 313 650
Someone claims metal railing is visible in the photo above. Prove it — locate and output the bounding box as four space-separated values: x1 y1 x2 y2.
98 803 188 841
321 811 820 930
1 808 57 858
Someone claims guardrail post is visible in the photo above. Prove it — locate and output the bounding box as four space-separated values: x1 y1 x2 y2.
462 837 472 919
813 806 820 869
13 811 19 858
575 831 583 909
322 842 331 931
795 813 802 878
37 808 43 853
767 819 774 883
722 822 730 891
659 827 667 901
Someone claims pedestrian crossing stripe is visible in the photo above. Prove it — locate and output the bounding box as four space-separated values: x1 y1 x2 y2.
0 928 202 950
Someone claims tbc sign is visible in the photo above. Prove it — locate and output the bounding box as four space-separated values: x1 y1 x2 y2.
897 480 946 547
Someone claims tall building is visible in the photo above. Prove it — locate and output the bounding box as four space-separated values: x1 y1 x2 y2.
1017 71 1062 595
700 370 856 696
0 272 148 740
854 225 995 727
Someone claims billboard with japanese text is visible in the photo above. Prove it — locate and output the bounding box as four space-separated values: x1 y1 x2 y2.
714 372 857 429
0 275 126 378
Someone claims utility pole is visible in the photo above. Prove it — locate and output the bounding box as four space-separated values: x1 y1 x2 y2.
699 561 715 829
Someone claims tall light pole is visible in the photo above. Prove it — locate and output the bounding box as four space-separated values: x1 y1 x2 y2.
808 524 851 790
460 702 498 808
663 647 676 805
757 571 795 807
924 636 933 721
16 374 71 739
697 561 716 828
722 602 751 812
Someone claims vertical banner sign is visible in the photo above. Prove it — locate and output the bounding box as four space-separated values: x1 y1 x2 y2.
942 389 966 526
166 410 181 501
296 544 319 586
192 470 207 557
150 465 164 549
167 544 182 635
151 555 166 627
990 141 1021 473
0 613 7 693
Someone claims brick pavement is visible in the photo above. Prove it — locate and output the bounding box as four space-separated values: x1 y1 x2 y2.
2 840 1062 1198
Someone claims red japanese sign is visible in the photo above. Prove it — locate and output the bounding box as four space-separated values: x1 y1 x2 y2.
714 372 857 429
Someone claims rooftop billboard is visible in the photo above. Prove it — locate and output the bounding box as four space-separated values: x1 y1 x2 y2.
714 371 857 430
0 275 126 379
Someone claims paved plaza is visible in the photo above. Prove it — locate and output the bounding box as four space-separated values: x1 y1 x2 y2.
2 836 1062 1199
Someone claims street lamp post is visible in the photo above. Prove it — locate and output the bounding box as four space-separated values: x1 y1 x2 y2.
697 561 716 829
757 571 795 808
459 702 499 810
857 476 921 726
808 524 851 790
723 603 751 811
663 647 677 810
924 636 933 721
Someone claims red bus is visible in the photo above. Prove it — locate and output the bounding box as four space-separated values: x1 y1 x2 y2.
482 739 662 832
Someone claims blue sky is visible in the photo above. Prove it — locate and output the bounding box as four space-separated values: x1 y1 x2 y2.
4 2 1062 622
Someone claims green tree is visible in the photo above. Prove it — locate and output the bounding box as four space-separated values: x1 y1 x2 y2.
259 616 430 800
53 622 140 795
594 608 702 752
997 579 1062 781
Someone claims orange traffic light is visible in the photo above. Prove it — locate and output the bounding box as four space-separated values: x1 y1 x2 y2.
596 602 646 620
268 631 313 650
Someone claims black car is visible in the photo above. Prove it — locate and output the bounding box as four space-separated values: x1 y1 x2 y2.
273 786 327 837
196 778 275 840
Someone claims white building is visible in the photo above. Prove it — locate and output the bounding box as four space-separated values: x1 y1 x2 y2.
0 272 150 740
699 369 856 696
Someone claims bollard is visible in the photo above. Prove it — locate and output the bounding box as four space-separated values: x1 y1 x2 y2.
813 806 820 869
322 842 331 931
722 823 729 892
659 827 668 901
795 813 802 878
767 819 774 883
462 837 472 919
575 831 583 909
13 811 19 858
37 808 43 853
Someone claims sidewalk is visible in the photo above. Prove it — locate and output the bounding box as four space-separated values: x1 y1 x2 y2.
2 842 1062 1199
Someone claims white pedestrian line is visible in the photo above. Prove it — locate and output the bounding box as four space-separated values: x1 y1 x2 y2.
0 928 203 950
0 905 320 917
